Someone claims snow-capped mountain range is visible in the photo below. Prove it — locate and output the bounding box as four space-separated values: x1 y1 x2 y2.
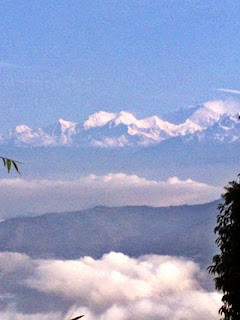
3 100 240 147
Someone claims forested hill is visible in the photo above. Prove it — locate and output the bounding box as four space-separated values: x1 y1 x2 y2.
0 201 219 265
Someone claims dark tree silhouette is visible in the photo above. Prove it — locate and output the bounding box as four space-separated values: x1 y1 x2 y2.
208 176 240 319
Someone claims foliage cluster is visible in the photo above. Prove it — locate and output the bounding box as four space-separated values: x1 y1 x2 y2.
208 177 240 319
1 157 20 173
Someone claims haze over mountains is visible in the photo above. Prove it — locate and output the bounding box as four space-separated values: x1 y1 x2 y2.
2 100 240 147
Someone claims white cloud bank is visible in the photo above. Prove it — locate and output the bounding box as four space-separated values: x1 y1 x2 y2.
0 252 221 320
0 174 221 217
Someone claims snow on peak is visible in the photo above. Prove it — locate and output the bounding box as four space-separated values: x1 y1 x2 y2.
83 110 205 146
137 115 176 130
114 111 137 126
84 111 139 129
204 100 240 114
10 125 55 146
58 118 76 128
4 101 240 148
14 125 32 133
189 100 240 127
84 111 174 130
84 111 116 129
56 119 77 136
42 119 78 145
187 112 240 143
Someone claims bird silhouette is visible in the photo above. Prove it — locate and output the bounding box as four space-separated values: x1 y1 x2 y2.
70 316 85 320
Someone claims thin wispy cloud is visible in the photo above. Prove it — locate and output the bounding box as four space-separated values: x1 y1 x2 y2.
217 88 240 95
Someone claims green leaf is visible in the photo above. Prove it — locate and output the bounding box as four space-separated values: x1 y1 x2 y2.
12 160 20 173
6 159 11 173
0 157 21 173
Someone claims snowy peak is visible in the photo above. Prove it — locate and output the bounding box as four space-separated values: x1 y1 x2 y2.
84 111 116 129
135 116 173 129
14 125 32 133
2 100 240 147
43 119 79 145
189 113 240 143
9 119 79 146
83 111 205 146
84 111 174 131
58 118 77 130
83 111 138 129
189 100 240 127
114 111 138 126
46 119 77 135
9 125 55 146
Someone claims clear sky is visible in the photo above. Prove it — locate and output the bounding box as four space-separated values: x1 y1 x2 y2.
1 0 240 131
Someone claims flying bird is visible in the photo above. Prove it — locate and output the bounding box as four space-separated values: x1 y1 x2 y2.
70 316 85 320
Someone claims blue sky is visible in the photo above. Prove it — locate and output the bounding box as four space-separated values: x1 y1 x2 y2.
1 0 240 131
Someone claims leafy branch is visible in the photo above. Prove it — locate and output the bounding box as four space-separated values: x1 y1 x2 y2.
0 157 21 173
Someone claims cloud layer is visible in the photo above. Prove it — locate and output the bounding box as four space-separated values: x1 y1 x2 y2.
0 174 221 217
0 252 221 320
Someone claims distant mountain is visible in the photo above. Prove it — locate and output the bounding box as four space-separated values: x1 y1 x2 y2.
185 114 240 143
44 118 79 144
164 100 240 127
0 201 219 265
8 124 55 146
1 100 239 147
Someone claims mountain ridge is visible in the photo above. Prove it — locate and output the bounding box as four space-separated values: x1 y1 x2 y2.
2 100 240 147
0 200 219 265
